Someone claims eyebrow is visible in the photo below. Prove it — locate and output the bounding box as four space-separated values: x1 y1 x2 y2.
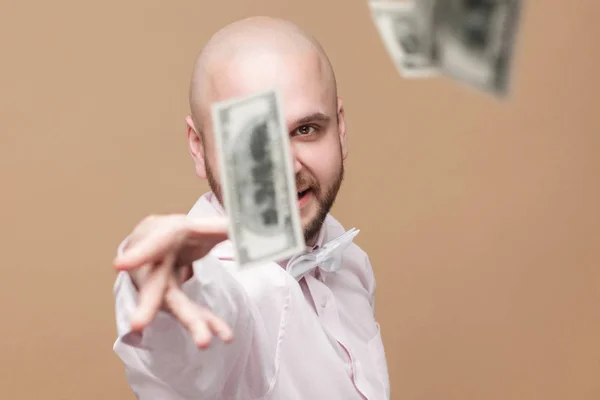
291 112 331 127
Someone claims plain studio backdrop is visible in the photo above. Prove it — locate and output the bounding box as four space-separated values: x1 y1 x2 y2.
1 1 599 399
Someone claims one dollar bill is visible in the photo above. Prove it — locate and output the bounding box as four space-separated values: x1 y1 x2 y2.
211 87 305 269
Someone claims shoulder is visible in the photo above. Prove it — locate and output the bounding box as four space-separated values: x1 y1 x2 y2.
187 191 220 217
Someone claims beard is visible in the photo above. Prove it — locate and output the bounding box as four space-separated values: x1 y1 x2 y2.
297 164 344 243
205 157 344 244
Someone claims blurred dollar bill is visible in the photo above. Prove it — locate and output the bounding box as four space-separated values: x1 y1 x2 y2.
370 0 522 98
211 88 305 269
419 0 523 97
369 0 439 78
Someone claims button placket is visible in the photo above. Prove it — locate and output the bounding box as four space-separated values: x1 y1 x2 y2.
305 275 365 386
305 277 379 399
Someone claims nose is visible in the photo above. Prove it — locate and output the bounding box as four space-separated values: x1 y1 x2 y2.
290 143 302 174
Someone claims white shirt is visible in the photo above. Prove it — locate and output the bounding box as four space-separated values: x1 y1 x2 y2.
113 192 390 400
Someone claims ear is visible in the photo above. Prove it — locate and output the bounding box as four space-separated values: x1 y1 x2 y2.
185 115 207 179
337 96 348 160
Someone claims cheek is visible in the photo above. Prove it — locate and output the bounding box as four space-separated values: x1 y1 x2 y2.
298 140 342 187
203 142 222 180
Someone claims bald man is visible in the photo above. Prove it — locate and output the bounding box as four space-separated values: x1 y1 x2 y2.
112 17 390 400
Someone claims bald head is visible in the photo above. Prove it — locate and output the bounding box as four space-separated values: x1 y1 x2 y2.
188 16 337 133
185 17 347 244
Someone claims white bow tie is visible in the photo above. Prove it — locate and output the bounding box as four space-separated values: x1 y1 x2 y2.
286 228 360 281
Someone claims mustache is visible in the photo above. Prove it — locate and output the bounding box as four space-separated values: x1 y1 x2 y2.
296 173 319 193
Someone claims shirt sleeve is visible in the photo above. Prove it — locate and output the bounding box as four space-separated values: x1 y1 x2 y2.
112 240 278 399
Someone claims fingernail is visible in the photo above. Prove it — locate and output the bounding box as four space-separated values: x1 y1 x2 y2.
222 334 233 343
195 336 211 349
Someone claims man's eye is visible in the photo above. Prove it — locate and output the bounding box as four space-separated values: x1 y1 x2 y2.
294 125 316 136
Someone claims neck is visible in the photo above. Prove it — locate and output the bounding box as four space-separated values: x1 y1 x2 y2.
305 220 327 249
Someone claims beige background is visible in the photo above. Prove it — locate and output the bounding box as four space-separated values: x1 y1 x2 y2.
1 0 599 399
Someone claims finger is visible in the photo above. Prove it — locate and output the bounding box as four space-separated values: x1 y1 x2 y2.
115 217 229 271
202 311 233 343
175 264 194 285
130 254 174 331
186 216 230 237
114 231 172 271
164 284 213 348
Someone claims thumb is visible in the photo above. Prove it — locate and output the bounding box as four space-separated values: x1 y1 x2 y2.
185 216 230 236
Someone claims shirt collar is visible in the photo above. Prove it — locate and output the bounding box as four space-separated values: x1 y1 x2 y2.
207 191 226 216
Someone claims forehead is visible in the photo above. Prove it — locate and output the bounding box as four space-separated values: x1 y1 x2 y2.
201 50 335 127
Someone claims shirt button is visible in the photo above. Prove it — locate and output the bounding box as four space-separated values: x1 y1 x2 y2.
321 296 328 308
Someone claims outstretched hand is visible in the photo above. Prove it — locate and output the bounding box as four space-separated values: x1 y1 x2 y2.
114 214 233 348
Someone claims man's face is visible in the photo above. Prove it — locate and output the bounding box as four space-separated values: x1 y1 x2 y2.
191 50 347 243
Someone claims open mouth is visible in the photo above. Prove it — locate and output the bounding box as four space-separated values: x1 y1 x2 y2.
297 189 310 199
